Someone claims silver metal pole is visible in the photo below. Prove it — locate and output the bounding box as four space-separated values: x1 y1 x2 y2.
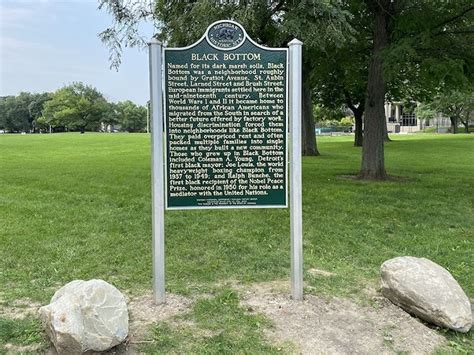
288 39 303 301
149 38 166 304
146 101 150 134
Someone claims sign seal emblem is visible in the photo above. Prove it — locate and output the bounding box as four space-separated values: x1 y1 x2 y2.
206 21 245 50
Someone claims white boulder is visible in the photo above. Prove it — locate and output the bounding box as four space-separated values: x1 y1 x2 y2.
381 256 472 332
39 279 129 354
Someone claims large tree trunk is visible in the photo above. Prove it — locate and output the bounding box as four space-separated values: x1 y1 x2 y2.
359 1 389 180
302 81 320 156
461 119 469 133
354 109 363 147
450 117 458 134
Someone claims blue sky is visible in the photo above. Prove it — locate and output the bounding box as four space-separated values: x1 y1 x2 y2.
0 0 154 104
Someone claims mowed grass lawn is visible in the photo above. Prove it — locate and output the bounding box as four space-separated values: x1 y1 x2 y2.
0 133 473 352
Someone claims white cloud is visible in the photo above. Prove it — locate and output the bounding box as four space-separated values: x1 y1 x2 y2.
0 5 35 29
1 35 101 72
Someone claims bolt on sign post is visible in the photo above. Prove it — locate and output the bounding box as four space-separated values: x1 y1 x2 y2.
149 20 303 304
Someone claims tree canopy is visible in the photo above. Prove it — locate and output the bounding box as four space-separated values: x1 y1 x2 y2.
424 89 474 133
115 100 148 133
0 83 148 133
98 0 473 179
0 92 51 132
99 0 353 155
40 82 109 132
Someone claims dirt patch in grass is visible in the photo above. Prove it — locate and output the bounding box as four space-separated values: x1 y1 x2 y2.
126 291 193 343
240 281 446 354
307 268 336 278
2 285 449 354
0 298 42 320
3 343 43 353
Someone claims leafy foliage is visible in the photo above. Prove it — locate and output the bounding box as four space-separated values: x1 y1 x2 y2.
98 0 155 69
98 0 353 155
313 105 347 122
0 92 51 132
40 82 108 132
415 103 437 121
115 100 148 132
384 1 474 101
425 89 474 133
98 0 352 59
357 0 474 178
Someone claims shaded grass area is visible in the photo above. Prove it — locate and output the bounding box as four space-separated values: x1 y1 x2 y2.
0 133 473 351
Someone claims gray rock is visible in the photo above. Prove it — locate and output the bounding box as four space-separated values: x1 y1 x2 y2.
381 256 472 332
39 279 129 354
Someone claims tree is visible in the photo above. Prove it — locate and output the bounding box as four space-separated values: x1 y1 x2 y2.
359 0 474 179
41 82 108 132
313 47 367 146
0 97 6 130
0 95 29 132
312 0 370 147
357 0 391 179
414 102 437 129
29 93 51 132
98 0 352 155
116 100 147 132
427 90 473 133
101 102 121 130
0 92 50 132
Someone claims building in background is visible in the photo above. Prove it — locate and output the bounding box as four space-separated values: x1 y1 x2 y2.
384 102 452 133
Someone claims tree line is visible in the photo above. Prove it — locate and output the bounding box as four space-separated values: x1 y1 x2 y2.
0 82 148 133
98 0 473 180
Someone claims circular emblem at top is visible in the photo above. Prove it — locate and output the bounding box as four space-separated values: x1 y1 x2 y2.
206 21 245 50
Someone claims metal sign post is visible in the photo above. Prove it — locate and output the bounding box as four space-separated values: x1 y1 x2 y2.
289 39 303 301
149 39 166 304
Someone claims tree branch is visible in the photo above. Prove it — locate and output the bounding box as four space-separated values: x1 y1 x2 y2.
432 6 474 31
344 89 356 112
256 0 286 43
433 30 474 37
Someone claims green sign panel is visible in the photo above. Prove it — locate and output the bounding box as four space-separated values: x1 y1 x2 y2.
164 20 288 209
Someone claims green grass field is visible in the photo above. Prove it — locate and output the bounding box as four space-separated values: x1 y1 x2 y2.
0 133 473 352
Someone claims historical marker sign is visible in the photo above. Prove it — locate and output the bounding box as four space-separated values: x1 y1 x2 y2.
164 20 288 209
149 20 303 304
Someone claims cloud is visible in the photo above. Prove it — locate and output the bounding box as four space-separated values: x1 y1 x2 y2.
0 4 35 29
2 36 48 51
1 35 101 74
0 0 69 31
0 36 69 66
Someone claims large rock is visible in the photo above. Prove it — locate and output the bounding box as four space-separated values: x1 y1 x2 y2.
381 256 472 332
39 279 129 354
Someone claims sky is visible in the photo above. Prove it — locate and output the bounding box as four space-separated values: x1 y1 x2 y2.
0 0 154 105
